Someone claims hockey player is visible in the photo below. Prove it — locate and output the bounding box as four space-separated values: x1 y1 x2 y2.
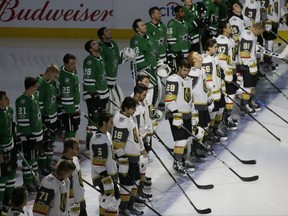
229 1 252 43
60 138 87 216
89 112 120 216
216 21 239 130
112 97 144 216
260 0 288 71
238 22 264 114
242 0 261 24
0 91 18 214
146 7 168 62
202 39 227 141
15 77 43 194
202 0 222 43
7 186 29 216
165 59 195 173
33 160 76 216
83 40 109 151
58 53 81 138
182 0 208 53
35 64 59 176
167 5 190 70
131 84 152 204
187 52 215 157
97 27 133 115
130 18 163 121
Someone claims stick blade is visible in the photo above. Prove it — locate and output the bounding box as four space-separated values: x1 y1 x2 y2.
241 159 257 165
196 208 212 214
240 175 259 182
197 184 214 190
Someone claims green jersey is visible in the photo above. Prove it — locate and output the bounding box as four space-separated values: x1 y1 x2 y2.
146 21 168 61
98 40 122 87
83 55 109 100
15 94 43 141
167 18 189 57
203 0 221 36
58 66 81 114
0 106 14 154
35 75 58 124
182 5 200 45
130 34 158 71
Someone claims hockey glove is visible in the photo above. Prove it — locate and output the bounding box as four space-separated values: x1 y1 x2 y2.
172 113 183 129
193 126 205 140
191 110 199 127
68 202 80 216
156 59 171 78
99 194 117 210
120 47 136 62
117 158 129 177
248 62 258 75
207 99 214 112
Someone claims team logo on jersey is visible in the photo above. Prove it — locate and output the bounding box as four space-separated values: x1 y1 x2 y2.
20 99 26 104
119 117 125 123
96 134 102 139
65 78 70 83
184 88 191 103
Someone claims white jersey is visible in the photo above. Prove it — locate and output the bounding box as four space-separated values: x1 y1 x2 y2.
7 208 31 216
165 73 193 119
260 0 284 21
90 131 117 179
33 174 70 216
188 67 208 111
201 54 221 102
112 111 142 161
59 156 85 209
216 34 237 82
243 0 261 24
238 29 257 66
229 14 252 42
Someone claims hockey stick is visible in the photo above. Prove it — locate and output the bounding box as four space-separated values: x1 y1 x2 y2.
271 31 288 45
263 75 288 101
17 150 41 187
150 147 212 214
224 93 282 142
256 44 288 61
201 128 256 165
153 132 214 189
231 82 288 125
80 153 162 216
181 126 259 182
117 183 162 216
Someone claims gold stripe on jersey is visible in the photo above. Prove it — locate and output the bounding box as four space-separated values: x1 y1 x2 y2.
242 92 250 100
218 53 227 60
164 94 177 102
112 141 125 149
33 203 49 215
225 102 233 110
120 193 130 202
93 157 107 166
174 146 185 154
69 188 74 198
240 51 251 58
106 210 118 216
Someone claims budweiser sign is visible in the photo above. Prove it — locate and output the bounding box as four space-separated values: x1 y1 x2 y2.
0 0 113 22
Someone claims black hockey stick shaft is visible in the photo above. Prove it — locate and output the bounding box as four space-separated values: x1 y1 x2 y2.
153 132 214 189
181 126 259 182
263 75 288 101
17 149 41 187
218 143 256 165
271 31 288 44
225 93 281 142
81 153 162 216
232 82 288 124
150 147 212 214
118 183 162 216
202 127 256 165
